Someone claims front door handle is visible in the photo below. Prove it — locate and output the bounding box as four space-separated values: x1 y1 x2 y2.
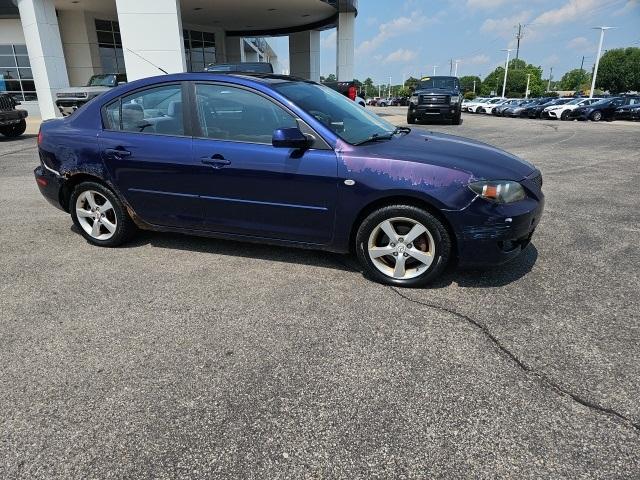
104 147 131 159
201 154 231 168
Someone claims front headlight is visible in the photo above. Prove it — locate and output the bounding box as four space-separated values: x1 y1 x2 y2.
409 95 419 105
450 96 460 104
468 180 526 203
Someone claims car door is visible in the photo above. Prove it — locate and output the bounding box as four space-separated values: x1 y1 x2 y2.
604 98 625 119
98 82 208 229
190 82 338 244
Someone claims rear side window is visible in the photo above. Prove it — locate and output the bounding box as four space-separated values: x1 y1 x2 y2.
103 84 185 136
194 83 297 144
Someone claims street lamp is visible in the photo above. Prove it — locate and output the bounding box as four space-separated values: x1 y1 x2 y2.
589 26 614 99
454 59 461 77
432 65 438 76
500 48 514 98
525 73 531 99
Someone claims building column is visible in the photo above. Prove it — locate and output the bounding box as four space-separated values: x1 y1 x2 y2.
288 31 320 82
58 10 101 87
336 12 355 81
226 37 246 63
115 0 186 80
16 0 69 119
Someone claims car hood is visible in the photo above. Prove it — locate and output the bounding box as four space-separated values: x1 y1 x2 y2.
347 130 535 181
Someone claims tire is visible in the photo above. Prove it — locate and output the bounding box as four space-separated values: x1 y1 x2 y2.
407 114 416 125
0 119 27 137
591 110 602 122
70 181 136 247
560 110 570 120
451 114 462 125
355 205 451 287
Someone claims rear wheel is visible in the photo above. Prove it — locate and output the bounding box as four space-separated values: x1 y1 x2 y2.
591 110 602 122
355 205 451 287
0 119 27 137
70 181 136 247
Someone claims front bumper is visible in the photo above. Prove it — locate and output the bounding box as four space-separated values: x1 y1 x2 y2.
410 104 459 120
55 99 89 116
34 165 65 211
0 109 28 126
445 174 544 266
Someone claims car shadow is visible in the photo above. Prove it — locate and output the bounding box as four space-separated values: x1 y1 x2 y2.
72 225 538 288
0 133 37 142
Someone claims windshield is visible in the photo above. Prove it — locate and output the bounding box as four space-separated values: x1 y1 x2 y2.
566 98 583 105
416 77 459 91
273 81 396 145
87 75 116 87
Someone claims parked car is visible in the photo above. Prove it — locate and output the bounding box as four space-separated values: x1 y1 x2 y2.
504 99 537 117
567 96 640 121
0 93 28 137
477 97 505 113
520 97 554 118
614 103 640 121
321 80 366 107
465 97 491 113
367 98 379 106
481 98 510 115
545 97 601 120
376 98 390 107
204 62 274 74
33 72 543 287
56 73 127 116
536 98 574 119
390 97 408 106
407 76 462 124
492 99 521 116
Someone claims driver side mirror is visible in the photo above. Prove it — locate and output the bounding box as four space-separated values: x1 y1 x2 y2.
272 128 312 149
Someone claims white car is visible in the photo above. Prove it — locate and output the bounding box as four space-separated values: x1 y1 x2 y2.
480 98 509 114
467 97 503 113
464 97 490 113
545 97 602 120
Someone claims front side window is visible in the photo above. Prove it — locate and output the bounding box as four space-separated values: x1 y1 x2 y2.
272 81 396 145
104 84 184 135
195 84 297 143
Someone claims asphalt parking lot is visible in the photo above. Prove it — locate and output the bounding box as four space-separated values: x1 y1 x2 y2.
1 113 639 478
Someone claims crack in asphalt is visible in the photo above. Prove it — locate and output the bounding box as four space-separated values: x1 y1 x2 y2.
388 286 640 433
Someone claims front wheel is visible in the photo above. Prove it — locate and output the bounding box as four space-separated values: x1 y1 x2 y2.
591 110 602 122
407 114 416 124
70 181 136 247
560 110 570 120
355 205 451 287
0 119 27 137
451 114 462 125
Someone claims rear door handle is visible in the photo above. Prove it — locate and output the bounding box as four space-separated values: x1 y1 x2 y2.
104 147 131 158
201 154 231 168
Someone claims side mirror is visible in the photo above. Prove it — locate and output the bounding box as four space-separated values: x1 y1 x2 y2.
272 128 311 149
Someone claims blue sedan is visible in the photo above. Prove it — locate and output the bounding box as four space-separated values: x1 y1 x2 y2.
34 73 543 287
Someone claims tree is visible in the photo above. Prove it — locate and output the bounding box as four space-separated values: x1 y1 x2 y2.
459 76 481 94
363 77 374 97
481 59 545 97
595 47 640 93
558 68 591 91
397 87 412 97
405 76 420 92
325 73 337 82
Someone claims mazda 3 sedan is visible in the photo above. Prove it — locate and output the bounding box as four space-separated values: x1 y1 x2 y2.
34 73 544 287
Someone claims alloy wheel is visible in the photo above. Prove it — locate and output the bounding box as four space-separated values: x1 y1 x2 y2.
367 217 435 280
75 190 117 240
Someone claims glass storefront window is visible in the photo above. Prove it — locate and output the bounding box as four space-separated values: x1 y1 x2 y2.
183 29 216 72
0 44 37 101
95 19 126 75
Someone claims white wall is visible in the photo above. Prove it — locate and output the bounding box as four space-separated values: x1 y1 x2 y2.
0 19 26 44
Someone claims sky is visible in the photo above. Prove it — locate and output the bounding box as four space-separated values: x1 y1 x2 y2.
269 0 640 84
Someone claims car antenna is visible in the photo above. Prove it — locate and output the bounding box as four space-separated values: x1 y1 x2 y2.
125 48 169 74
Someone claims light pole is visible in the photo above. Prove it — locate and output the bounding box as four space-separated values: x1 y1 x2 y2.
500 48 514 98
454 59 460 77
432 65 438 76
547 67 553 92
525 73 531 99
590 26 614 98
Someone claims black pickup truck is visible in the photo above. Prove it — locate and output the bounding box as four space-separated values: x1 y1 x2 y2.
407 76 462 125
0 93 28 138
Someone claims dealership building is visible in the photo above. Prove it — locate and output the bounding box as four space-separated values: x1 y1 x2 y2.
0 0 357 118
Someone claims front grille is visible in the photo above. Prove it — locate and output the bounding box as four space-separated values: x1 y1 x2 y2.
529 172 543 189
0 94 13 111
420 95 448 105
56 92 87 99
